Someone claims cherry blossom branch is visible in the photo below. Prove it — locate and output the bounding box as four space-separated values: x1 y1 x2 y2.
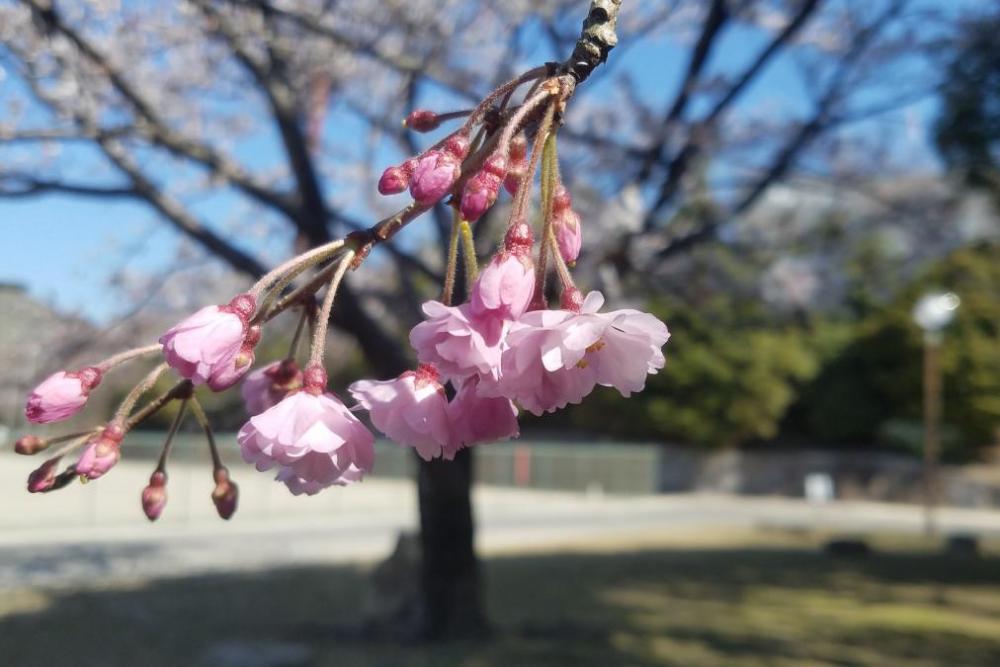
113 363 168 423
459 220 479 290
124 380 194 432
536 128 561 301
308 251 356 367
96 344 162 373
442 211 462 306
189 398 224 472
153 399 189 475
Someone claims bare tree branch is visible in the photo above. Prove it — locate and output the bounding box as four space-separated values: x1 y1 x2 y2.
0 173 137 199
653 0 911 259
635 0 730 182
20 0 299 220
192 0 332 245
640 0 824 231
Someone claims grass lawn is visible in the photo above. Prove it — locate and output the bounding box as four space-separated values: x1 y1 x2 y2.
3 534 1000 666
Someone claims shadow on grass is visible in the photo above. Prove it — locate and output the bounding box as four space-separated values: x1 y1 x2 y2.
3 546 1000 667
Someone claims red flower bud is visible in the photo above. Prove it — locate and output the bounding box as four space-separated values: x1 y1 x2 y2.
403 109 441 133
15 435 45 455
378 158 417 195
141 471 168 522
212 468 239 520
27 458 60 493
460 154 507 222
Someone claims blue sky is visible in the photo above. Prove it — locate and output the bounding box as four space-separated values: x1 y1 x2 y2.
0 2 956 322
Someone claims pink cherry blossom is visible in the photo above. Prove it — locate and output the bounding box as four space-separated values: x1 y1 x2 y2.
482 308 603 416
159 294 258 390
448 377 519 449
409 300 505 382
76 424 125 480
409 134 470 206
237 366 375 495
575 292 670 397
277 456 368 496
470 225 535 324
349 364 453 461
241 360 303 416
24 367 101 424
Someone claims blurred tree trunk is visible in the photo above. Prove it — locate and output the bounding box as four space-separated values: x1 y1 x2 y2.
417 448 485 638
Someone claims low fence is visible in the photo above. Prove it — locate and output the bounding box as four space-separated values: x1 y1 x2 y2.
67 432 1000 505
121 432 663 495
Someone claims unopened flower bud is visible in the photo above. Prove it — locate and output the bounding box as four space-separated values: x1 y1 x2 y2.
27 458 61 493
409 133 471 206
15 435 45 455
504 133 529 196
552 184 572 211
211 468 239 520
551 185 582 265
378 158 417 195
403 109 441 133
460 154 507 222
141 471 168 522
75 424 125 480
48 466 79 492
554 208 582 265
25 367 102 424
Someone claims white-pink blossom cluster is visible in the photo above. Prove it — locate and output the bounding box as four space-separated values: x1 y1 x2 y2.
345 222 669 464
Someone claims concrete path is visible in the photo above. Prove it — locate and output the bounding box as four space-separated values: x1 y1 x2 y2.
3 451 1000 590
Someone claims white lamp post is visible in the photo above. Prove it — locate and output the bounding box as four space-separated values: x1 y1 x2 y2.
912 292 960 538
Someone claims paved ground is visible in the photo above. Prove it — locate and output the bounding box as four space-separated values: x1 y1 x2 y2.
3 451 1000 590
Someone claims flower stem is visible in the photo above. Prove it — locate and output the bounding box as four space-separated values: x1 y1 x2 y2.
509 102 555 233
46 433 95 460
37 429 102 452
124 380 194 431
547 226 577 292
114 363 169 423
535 129 561 303
497 88 553 162
441 209 462 306
189 397 224 471
249 238 346 301
97 344 161 372
287 306 310 360
463 65 549 132
154 398 188 475
308 251 355 368
253 244 347 323
459 219 479 292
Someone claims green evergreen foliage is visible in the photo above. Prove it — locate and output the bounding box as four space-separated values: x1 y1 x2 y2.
791 242 1000 459
565 290 819 448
